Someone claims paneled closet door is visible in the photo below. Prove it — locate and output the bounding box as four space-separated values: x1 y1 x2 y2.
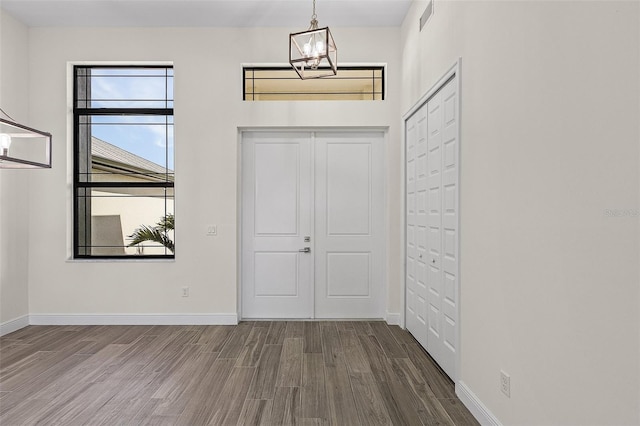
405 75 459 380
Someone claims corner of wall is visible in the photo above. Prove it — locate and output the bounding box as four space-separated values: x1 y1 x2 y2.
0 8 31 325
0 315 30 336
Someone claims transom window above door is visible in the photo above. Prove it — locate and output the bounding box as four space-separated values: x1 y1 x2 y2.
243 66 385 101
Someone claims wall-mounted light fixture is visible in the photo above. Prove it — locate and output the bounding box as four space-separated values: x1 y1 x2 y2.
289 0 337 79
0 112 52 169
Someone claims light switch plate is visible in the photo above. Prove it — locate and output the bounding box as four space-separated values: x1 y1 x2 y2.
500 370 511 398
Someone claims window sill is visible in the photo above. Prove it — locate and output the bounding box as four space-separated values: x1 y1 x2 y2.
66 258 175 263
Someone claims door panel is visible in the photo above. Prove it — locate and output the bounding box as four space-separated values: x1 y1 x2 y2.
315 132 384 318
406 111 418 335
326 143 371 236
326 252 371 296
406 108 429 348
438 78 459 376
415 109 429 337
242 132 313 318
254 253 299 296
426 90 443 362
254 143 300 235
405 75 458 380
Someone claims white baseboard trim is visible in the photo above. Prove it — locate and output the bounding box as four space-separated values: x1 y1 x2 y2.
0 315 30 336
29 313 238 326
456 381 502 426
386 312 401 325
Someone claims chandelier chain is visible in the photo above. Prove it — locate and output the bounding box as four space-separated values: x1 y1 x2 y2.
309 0 318 29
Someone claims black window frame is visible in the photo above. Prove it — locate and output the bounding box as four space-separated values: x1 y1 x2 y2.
242 65 385 101
73 64 175 259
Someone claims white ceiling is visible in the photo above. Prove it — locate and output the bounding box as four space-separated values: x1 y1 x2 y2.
1 0 413 28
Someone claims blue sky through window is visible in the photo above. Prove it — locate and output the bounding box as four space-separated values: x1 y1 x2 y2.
89 68 174 170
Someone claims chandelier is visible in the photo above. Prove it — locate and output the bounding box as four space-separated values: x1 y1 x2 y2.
0 109 52 169
289 0 337 79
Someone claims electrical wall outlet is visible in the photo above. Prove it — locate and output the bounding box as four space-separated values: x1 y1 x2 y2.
500 370 511 398
181 287 189 297
206 225 217 236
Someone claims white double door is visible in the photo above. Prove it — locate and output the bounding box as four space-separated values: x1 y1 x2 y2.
405 75 459 380
242 130 384 319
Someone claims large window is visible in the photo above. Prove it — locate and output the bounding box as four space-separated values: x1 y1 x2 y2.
73 65 174 258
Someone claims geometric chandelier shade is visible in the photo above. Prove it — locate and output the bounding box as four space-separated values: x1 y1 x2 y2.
289 0 337 79
0 117 52 169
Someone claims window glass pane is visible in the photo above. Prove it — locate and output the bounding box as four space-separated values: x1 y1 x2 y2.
76 187 174 256
75 67 174 109
243 66 385 101
254 93 375 101
244 77 255 100
373 77 383 100
77 115 174 182
81 115 174 180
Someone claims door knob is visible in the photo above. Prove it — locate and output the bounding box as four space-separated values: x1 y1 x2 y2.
299 247 311 253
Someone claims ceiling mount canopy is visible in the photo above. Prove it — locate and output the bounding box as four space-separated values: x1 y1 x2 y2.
289 0 337 80
0 109 52 169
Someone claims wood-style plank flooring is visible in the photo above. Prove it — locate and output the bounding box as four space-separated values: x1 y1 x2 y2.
0 322 479 425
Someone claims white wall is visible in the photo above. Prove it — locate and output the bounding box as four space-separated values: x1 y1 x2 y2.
0 9 31 327
401 1 639 424
22 26 402 318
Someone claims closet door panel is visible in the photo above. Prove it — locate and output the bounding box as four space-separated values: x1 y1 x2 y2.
439 79 459 376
